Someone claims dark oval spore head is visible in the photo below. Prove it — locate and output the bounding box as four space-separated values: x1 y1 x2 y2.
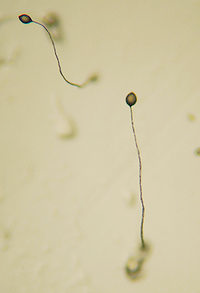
18 14 32 24
126 92 137 107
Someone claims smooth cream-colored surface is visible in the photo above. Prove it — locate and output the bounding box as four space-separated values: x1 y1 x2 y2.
0 0 200 292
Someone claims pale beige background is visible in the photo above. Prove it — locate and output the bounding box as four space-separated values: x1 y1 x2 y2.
0 0 200 292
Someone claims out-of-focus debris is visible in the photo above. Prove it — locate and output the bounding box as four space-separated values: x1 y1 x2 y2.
52 95 76 139
195 147 200 156
187 113 196 122
42 12 63 41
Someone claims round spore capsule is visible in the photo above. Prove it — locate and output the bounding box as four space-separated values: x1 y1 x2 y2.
126 92 137 107
18 14 32 24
